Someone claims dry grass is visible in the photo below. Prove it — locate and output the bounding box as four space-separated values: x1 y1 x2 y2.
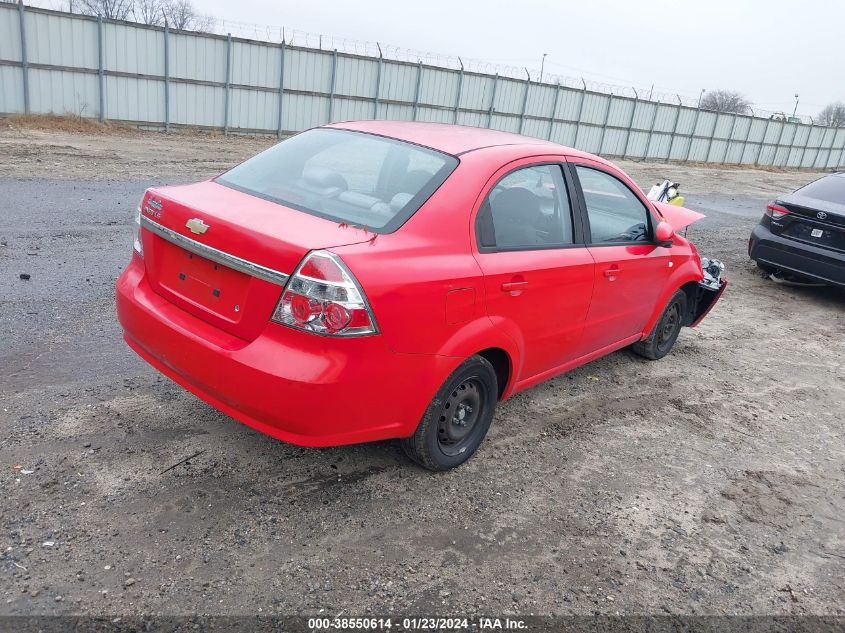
1 113 142 135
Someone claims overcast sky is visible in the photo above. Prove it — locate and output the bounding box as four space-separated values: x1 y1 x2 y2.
186 0 839 116
29 0 841 116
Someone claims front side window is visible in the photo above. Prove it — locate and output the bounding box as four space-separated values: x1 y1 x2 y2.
476 164 574 250
216 128 457 233
576 166 651 243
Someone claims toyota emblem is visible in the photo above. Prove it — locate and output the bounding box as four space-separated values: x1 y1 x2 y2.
817 211 828 220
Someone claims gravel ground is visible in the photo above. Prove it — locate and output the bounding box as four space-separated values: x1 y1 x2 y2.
1 125 844 617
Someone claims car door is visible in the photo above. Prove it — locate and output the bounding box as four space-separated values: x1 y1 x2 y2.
568 159 671 354
472 160 594 382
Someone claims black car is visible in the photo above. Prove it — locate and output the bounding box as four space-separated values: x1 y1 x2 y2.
749 172 845 288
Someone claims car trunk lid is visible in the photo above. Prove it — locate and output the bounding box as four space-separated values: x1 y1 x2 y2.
139 181 374 341
775 193 845 253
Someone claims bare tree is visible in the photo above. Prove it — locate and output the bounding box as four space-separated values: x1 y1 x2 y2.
699 90 752 114
75 0 135 20
133 0 165 25
161 0 213 31
818 102 845 127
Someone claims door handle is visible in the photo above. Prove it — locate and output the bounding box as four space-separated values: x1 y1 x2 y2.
501 281 528 292
603 267 622 279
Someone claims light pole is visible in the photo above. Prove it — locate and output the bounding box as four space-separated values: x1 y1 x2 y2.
697 88 706 108
540 53 547 83
792 93 799 118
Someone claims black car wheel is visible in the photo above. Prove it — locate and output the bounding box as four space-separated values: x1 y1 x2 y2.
401 355 498 471
632 290 688 360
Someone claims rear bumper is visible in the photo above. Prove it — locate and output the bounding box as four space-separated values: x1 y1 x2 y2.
750 223 845 287
116 258 457 447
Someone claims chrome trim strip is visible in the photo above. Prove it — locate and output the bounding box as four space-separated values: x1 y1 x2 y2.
140 215 290 286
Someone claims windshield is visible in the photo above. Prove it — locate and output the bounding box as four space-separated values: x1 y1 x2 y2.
216 128 458 233
794 174 845 205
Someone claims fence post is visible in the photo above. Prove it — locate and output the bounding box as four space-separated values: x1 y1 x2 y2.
720 113 738 164
703 112 719 163
755 118 772 166
17 0 29 114
518 68 530 134
486 73 498 128
373 44 382 119
621 89 638 159
97 15 105 122
738 114 754 165
597 93 613 155
798 122 814 168
771 119 788 167
163 23 170 132
684 105 702 162
642 101 659 160
328 48 337 123
223 33 231 134
666 97 682 162
546 81 561 141
412 60 422 121
453 58 464 124
276 40 285 138
572 78 587 148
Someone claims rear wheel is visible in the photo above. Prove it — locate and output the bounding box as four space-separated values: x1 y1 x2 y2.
632 290 687 360
401 355 497 471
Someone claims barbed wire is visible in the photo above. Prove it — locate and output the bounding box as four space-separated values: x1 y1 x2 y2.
4 0 820 123
160 14 820 123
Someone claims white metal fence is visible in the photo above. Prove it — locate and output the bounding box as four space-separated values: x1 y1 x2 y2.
2 2 844 169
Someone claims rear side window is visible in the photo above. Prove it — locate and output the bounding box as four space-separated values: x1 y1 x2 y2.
216 128 458 233
476 164 574 250
794 174 845 205
576 166 651 243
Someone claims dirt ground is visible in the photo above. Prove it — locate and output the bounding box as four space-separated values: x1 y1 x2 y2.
1 121 844 618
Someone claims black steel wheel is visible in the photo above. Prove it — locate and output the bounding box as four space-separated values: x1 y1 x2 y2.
401 355 498 471
631 289 688 360
656 301 682 350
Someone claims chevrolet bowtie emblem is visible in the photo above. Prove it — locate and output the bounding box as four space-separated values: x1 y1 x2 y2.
185 218 210 235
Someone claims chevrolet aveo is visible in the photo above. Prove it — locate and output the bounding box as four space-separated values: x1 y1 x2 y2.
116 121 726 470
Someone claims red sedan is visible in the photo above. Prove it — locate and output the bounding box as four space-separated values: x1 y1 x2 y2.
116 121 726 470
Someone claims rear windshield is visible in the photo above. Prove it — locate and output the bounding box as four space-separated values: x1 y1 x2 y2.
794 174 845 205
216 128 458 233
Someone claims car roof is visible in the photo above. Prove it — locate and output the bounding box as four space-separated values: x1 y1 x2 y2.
325 120 602 161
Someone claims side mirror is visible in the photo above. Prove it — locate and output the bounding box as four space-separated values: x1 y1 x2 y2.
655 221 674 247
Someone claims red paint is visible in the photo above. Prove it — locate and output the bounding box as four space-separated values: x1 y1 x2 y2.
116 121 724 447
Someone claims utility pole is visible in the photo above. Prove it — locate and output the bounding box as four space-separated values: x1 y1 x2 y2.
792 93 799 118
539 53 547 83
697 88 706 108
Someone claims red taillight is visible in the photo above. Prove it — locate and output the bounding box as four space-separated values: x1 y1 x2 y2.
289 294 322 324
299 254 345 283
271 250 378 337
323 302 352 332
765 202 790 220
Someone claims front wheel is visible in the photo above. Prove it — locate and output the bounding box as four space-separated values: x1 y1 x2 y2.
400 355 498 471
631 289 687 360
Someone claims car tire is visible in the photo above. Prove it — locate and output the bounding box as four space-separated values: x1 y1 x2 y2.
631 289 688 361
400 355 498 471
